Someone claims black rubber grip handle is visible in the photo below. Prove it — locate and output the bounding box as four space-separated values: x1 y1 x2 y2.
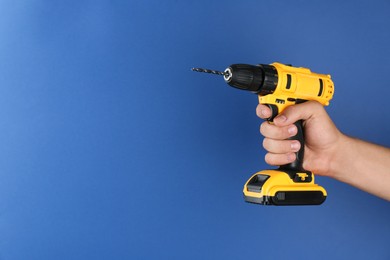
265 104 305 172
279 120 305 172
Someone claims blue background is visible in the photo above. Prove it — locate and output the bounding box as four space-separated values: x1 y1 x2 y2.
0 1 389 259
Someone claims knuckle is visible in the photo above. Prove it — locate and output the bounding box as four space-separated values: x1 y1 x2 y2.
286 105 297 114
307 100 322 113
264 139 289 153
265 152 296 166
261 122 294 140
264 153 276 165
262 138 270 150
256 105 262 118
256 105 268 119
259 122 269 136
263 138 280 153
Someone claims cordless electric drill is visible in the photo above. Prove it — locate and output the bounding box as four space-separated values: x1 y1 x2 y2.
192 62 334 205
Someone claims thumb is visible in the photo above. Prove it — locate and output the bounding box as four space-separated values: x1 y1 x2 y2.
273 101 324 126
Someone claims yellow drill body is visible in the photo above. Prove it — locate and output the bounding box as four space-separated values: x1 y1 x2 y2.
260 62 334 114
192 62 335 205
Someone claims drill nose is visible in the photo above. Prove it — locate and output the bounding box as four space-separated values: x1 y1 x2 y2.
224 64 265 93
223 68 232 81
224 64 278 95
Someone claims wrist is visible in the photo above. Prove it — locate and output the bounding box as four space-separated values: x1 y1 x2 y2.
329 133 356 181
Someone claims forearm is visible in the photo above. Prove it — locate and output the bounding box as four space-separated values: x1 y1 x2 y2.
331 135 390 201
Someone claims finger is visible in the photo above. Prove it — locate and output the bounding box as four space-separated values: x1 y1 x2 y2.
256 104 271 119
263 138 301 154
260 121 298 139
273 100 324 126
265 152 296 166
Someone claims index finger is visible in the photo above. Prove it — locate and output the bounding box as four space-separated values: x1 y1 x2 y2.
256 104 271 119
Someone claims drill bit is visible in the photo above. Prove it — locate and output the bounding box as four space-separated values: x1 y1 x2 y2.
191 67 227 76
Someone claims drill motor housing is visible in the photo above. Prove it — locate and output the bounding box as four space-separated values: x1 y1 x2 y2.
225 62 334 118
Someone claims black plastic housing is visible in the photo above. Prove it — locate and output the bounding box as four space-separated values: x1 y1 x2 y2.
244 191 326 206
224 64 278 95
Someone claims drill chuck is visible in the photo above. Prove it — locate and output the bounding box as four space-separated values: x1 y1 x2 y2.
224 64 278 95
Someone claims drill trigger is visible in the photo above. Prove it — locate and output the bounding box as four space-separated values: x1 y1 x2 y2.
266 104 279 121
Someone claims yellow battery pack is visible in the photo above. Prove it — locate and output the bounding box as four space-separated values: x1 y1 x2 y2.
243 170 327 205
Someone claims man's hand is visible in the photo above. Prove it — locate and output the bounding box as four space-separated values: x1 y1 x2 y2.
256 101 390 201
257 101 343 177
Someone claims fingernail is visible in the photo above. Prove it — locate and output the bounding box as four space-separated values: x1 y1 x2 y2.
288 125 296 135
291 141 300 151
261 109 270 117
